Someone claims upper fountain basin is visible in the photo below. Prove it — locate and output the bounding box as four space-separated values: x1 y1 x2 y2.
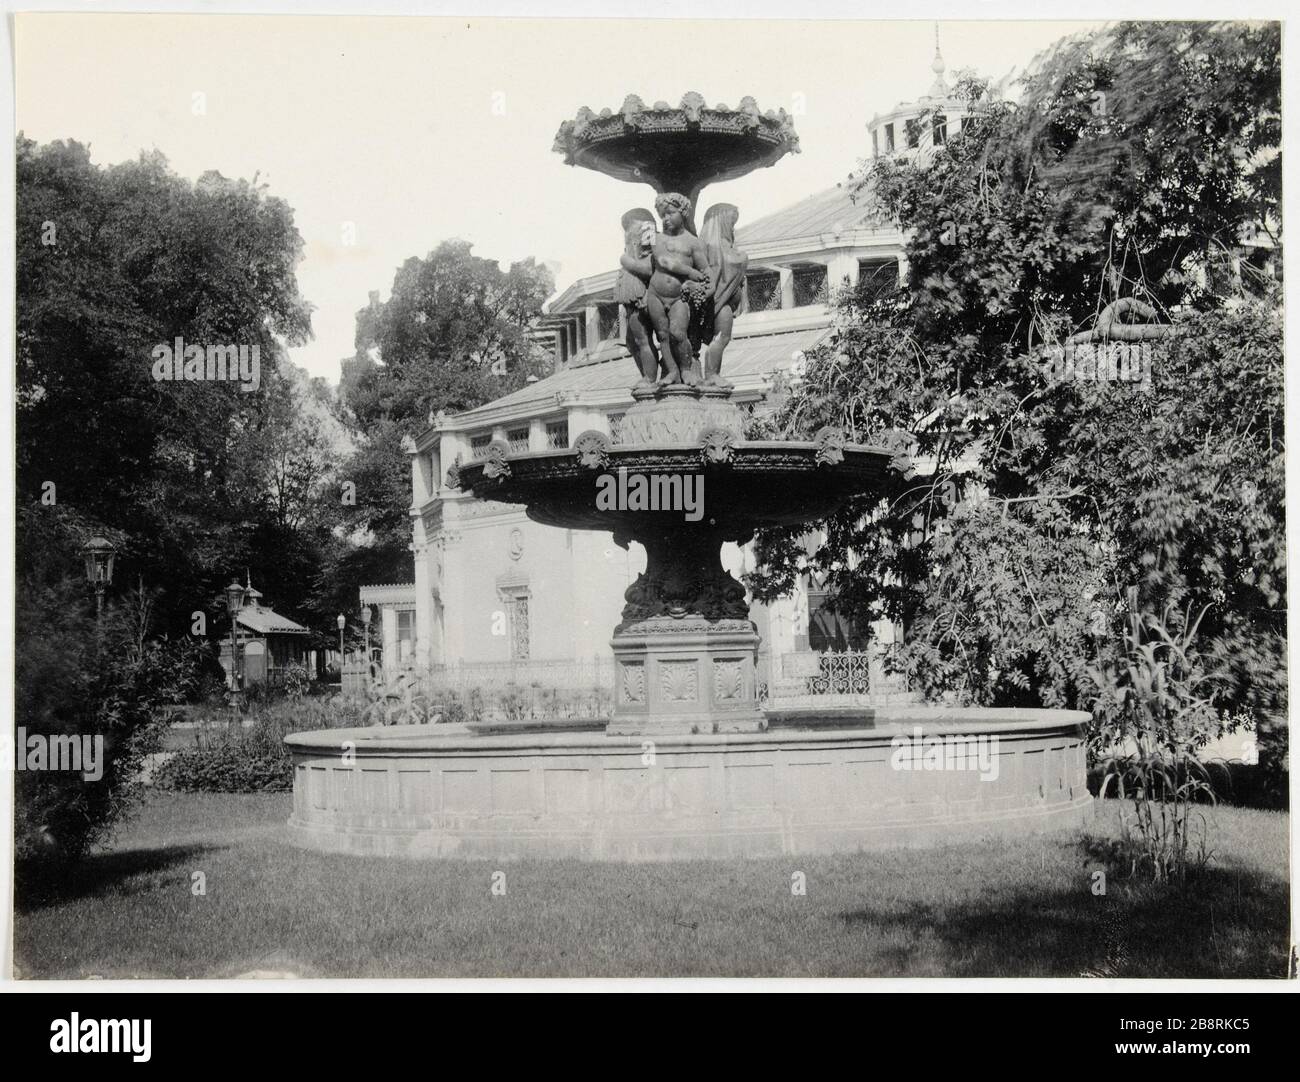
553 92 800 207
448 430 895 536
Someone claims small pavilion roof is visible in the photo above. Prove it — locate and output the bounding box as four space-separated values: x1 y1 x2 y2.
236 607 309 635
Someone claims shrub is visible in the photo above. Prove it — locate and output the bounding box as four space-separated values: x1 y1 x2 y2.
156 695 363 793
157 744 291 792
500 682 529 722
359 669 436 726
417 679 613 723
431 690 468 725
281 661 311 699
1253 711 1290 805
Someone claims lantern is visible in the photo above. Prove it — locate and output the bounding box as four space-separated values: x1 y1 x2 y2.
225 581 245 692
82 537 117 616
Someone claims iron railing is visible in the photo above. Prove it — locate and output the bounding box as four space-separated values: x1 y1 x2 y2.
763 647 906 703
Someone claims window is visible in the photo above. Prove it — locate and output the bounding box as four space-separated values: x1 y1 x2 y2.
905 117 921 149
470 434 492 459
597 303 620 341
559 318 581 365
546 420 569 449
932 113 947 146
745 271 781 312
421 451 436 496
607 412 625 445
397 610 415 663
884 122 895 152
507 427 530 454
857 259 900 304
807 585 869 653
792 265 828 307
508 595 530 660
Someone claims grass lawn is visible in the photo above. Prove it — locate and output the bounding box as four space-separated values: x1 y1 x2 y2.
13 791 1291 979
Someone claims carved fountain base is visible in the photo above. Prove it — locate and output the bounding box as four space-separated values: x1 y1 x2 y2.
607 528 764 735
608 621 765 736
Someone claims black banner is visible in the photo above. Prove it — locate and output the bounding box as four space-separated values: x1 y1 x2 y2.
5 990 1294 1067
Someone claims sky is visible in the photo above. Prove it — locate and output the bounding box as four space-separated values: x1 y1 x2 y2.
15 14 1104 383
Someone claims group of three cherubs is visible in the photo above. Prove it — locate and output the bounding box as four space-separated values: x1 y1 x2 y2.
614 193 748 393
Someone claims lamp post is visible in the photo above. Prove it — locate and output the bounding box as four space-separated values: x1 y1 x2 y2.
361 605 373 666
337 613 346 671
225 580 246 695
82 537 117 619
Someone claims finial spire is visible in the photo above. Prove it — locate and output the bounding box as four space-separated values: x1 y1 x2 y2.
929 23 948 98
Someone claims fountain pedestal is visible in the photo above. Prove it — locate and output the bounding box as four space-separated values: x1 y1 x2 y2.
608 528 764 735
602 396 764 735
608 623 765 736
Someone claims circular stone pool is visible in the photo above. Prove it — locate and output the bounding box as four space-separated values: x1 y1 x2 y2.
285 707 1092 860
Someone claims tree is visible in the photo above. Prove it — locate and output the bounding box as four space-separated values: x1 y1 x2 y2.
15 138 352 861
749 22 1283 721
342 239 553 432
328 239 554 591
16 138 316 635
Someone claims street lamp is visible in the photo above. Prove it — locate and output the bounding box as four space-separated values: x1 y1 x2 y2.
337 613 346 670
361 605 373 665
225 580 246 693
82 537 117 618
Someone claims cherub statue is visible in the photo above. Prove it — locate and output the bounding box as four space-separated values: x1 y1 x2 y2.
699 203 749 391
646 192 712 385
615 207 660 393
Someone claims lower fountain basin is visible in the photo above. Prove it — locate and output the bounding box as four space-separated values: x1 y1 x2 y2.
285 707 1093 860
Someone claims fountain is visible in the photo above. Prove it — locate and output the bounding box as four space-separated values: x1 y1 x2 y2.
286 93 1092 859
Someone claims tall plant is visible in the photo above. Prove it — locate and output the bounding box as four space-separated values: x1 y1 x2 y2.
1089 607 1224 883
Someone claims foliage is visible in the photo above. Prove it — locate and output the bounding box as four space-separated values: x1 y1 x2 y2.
359 668 439 726
422 680 612 724
884 500 1108 707
15 506 212 861
16 138 559 666
16 137 320 639
156 744 292 793
347 668 613 726
332 240 554 561
1248 711 1289 808
156 696 362 793
342 240 554 433
281 661 312 699
1090 610 1224 883
750 22 1284 721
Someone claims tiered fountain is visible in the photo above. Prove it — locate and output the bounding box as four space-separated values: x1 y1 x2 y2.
287 94 1091 859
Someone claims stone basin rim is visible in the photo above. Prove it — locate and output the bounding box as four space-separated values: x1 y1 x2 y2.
286 708 1091 752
